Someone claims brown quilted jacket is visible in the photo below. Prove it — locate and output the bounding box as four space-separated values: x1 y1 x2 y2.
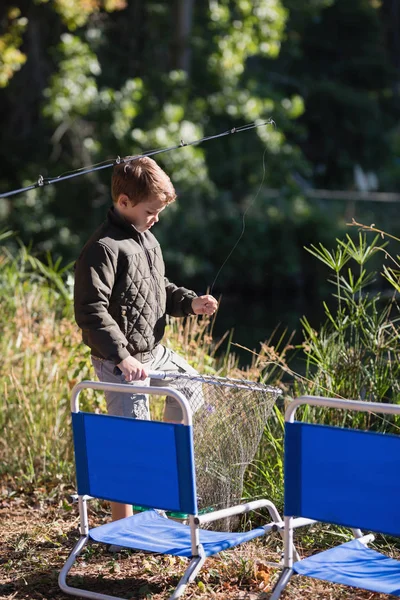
74 207 197 364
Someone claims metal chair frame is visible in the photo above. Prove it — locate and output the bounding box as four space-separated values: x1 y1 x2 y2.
271 395 400 600
59 379 283 600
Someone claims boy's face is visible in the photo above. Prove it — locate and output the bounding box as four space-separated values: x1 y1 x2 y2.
116 195 167 232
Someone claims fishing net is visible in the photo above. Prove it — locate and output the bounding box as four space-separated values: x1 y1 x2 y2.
159 372 281 530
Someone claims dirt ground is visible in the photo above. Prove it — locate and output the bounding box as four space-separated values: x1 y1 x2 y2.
0 487 390 600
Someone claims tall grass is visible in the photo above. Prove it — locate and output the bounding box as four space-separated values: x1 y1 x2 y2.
241 232 400 514
0 239 89 486
293 232 400 433
1 238 285 497
3 230 400 516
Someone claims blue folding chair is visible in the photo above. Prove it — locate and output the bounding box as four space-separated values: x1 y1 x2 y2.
59 380 283 600
271 395 400 599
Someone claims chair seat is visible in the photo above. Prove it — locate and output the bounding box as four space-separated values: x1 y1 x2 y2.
293 539 400 597
89 509 267 557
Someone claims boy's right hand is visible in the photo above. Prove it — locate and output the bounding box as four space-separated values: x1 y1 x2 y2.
117 356 148 382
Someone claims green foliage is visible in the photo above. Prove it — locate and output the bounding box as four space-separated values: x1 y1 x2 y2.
0 235 74 312
296 233 400 432
36 0 126 31
206 0 287 82
243 229 400 518
0 7 27 87
1 0 399 295
272 0 400 189
2 1 400 512
0 0 305 280
43 33 101 122
244 405 284 510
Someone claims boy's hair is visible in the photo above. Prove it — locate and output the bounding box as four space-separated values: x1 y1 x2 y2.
111 156 176 205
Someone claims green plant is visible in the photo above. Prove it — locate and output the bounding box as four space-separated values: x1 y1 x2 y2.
243 404 284 511
296 232 400 431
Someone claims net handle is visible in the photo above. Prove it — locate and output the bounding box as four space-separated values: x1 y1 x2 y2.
149 370 259 384
148 370 280 394
148 370 167 380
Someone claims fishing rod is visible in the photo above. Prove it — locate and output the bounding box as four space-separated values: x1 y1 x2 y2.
0 119 275 199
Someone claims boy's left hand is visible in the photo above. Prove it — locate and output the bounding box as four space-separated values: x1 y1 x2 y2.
191 295 218 316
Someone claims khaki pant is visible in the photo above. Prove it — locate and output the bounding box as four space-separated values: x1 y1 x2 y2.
91 344 203 421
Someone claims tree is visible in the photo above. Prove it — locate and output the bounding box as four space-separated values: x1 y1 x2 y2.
1 0 399 296
268 0 400 188
0 7 27 88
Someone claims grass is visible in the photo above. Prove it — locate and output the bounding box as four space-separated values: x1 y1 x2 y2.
287 233 400 436
2 233 400 496
0 238 286 499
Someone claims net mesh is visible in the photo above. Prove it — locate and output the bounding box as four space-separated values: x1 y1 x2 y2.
161 372 281 530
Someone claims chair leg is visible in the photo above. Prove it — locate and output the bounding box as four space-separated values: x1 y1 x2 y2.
269 567 294 600
168 555 206 600
60 537 206 600
59 536 126 600
59 536 88 596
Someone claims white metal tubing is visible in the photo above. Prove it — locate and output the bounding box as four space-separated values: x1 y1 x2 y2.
78 496 89 535
59 536 89 595
283 516 294 568
60 520 205 600
269 568 294 600
188 515 201 557
274 517 317 531
357 533 375 545
59 534 137 600
352 528 364 538
195 499 279 525
70 380 192 425
169 555 206 600
286 395 400 423
195 500 299 564
283 397 390 560
70 494 93 503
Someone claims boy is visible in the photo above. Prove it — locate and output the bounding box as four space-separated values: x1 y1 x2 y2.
74 155 218 521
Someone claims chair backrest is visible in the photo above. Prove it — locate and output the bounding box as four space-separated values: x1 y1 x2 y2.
72 411 198 514
284 421 400 536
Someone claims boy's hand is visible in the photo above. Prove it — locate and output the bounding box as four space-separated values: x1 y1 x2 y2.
117 356 148 382
191 295 218 316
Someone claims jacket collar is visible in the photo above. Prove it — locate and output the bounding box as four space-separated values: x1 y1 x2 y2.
107 205 141 238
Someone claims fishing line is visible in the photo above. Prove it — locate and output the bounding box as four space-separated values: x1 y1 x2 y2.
0 119 275 199
209 145 269 296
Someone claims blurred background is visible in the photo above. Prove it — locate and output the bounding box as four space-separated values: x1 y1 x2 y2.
1 0 400 362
